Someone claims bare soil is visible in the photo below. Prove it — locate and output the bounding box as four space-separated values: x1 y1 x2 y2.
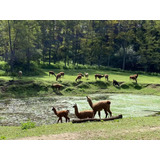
18 126 160 140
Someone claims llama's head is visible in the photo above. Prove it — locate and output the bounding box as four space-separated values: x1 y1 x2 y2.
73 104 77 108
107 101 111 105
86 96 91 102
52 107 56 111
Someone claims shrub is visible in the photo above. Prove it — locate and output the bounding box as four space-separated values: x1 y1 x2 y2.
0 136 6 140
21 120 36 130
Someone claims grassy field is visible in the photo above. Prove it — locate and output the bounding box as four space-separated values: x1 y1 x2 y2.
0 116 160 140
0 66 160 140
0 68 160 99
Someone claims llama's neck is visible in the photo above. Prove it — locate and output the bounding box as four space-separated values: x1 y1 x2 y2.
87 98 93 109
53 108 58 115
74 106 79 116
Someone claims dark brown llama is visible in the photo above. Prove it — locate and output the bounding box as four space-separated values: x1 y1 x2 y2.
49 71 56 77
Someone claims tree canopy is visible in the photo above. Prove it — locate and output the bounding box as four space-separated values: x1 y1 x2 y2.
0 20 160 73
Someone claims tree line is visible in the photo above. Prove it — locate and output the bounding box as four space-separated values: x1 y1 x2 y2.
0 20 160 73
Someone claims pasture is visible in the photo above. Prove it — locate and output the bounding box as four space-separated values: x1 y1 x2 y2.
0 68 160 140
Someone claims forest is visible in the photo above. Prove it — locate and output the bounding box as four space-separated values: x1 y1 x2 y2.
0 20 160 74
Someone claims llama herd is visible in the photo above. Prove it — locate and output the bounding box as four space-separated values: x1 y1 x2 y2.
49 70 139 90
52 96 112 123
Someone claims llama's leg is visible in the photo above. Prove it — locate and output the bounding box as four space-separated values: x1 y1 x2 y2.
104 109 108 118
60 117 62 123
108 109 112 117
98 111 101 119
67 117 70 122
57 117 60 123
94 110 97 117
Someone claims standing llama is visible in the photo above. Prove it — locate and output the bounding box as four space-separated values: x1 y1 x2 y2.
52 107 70 123
86 96 112 119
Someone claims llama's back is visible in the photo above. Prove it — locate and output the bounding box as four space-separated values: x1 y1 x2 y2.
77 110 94 119
93 100 111 111
58 110 69 117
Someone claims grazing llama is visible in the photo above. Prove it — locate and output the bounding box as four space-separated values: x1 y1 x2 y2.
75 75 83 82
49 71 56 77
52 84 62 90
95 74 104 80
113 80 119 87
130 74 138 83
56 73 62 81
104 74 109 81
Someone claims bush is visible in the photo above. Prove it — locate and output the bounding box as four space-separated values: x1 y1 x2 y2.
21 120 36 130
0 136 6 140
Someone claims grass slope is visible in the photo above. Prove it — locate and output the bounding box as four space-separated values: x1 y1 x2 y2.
0 116 160 140
0 68 160 99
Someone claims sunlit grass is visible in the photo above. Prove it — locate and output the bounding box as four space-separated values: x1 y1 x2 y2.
0 116 160 140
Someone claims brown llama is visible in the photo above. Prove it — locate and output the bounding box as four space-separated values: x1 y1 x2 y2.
75 75 83 82
49 71 56 77
95 74 104 80
78 73 84 77
86 96 112 119
73 104 94 119
85 73 89 79
52 84 63 90
60 72 64 76
52 107 70 123
56 73 62 81
130 74 138 83
18 71 22 78
113 80 119 87
104 74 109 81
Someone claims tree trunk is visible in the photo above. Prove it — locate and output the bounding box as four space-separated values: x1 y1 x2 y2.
8 20 14 72
107 55 110 67
122 44 126 70
72 114 123 123
49 47 51 66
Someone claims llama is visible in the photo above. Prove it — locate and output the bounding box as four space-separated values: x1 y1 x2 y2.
60 72 64 76
73 104 94 119
113 80 119 87
18 71 22 78
104 74 109 81
75 75 83 82
86 96 112 119
49 71 56 77
52 107 70 123
56 73 62 81
52 84 62 90
78 73 84 77
85 73 89 79
95 74 104 80
130 74 138 83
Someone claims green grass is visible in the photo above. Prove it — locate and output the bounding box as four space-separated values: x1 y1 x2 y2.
1 68 160 99
0 116 160 140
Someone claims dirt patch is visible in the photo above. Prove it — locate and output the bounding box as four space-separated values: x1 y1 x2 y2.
17 126 160 140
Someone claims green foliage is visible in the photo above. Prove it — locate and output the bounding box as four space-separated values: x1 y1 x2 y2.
0 136 6 140
21 120 36 130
